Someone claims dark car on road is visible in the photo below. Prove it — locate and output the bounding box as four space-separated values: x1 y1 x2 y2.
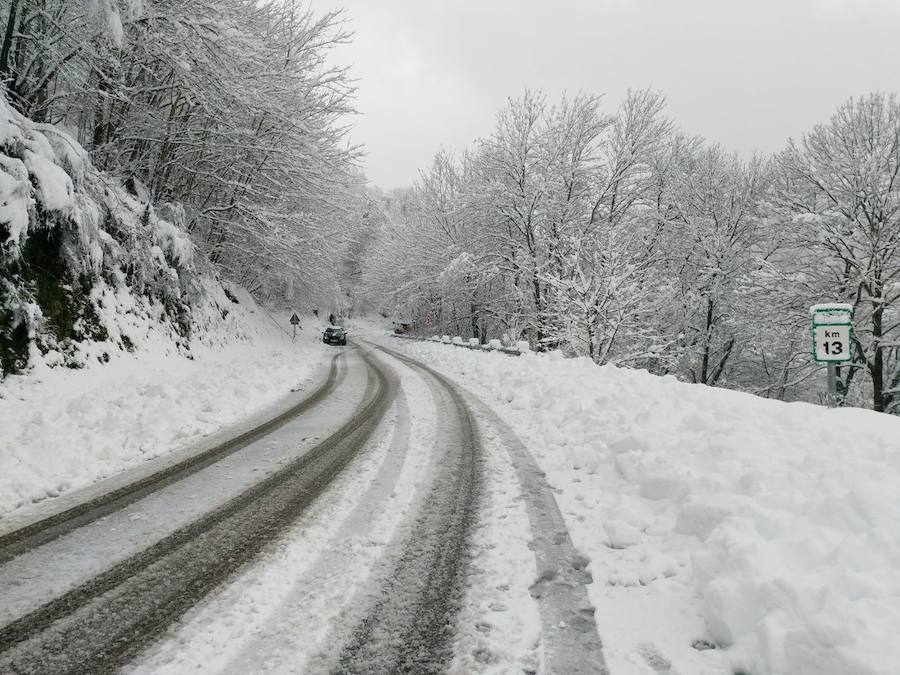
323 326 347 346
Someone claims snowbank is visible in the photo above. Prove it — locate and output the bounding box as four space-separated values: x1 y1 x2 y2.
0 301 329 519
389 339 900 675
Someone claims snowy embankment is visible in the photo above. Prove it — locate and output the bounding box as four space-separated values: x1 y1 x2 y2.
387 338 900 675
0 301 328 520
0 90 332 520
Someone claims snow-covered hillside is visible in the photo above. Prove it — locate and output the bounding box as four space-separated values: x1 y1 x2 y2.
0 93 232 376
388 338 900 675
0 94 335 519
0 301 330 519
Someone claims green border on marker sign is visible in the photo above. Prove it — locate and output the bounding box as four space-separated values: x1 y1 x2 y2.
811 306 853 364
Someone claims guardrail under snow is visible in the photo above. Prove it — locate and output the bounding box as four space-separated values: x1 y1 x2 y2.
390 333 525 357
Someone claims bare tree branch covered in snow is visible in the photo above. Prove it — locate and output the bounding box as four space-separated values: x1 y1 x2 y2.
361 90 900 414
1 0 361 310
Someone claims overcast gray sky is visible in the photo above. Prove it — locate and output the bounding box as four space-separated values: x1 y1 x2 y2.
309 0 900 190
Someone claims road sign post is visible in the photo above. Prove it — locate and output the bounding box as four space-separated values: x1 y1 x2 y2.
810 304 853 407
289 312 301 342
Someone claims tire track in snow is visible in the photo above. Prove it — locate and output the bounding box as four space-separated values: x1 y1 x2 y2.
334 342 482 675
0 345 392 675
218 378 414 674
0 352 343 564
454 391 608 674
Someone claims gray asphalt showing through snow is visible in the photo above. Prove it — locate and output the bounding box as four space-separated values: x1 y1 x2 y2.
335 342 482 675
220 377 413 674
0 352 343 564
462 392 609 674
0 353 365 628
0 345 394 675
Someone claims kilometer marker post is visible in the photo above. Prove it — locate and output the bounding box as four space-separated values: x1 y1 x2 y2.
810 303 853 407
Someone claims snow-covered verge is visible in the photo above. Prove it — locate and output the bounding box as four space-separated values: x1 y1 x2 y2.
0 92 335 520
0 301 329 519
385 337 900 675
0 92 228 377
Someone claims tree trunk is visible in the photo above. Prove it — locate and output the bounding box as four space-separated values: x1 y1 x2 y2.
531 272 543 349
699 297 714 384
0 0 20 82
870 300 885 412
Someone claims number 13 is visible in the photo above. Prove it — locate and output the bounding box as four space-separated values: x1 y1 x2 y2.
822 341 843 355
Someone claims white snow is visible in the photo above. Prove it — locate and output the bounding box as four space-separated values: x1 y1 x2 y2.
386 337 900 675
24 149 74 213
0 155 33 247
0 301 329 519
809 303 854 314
124 348 443 673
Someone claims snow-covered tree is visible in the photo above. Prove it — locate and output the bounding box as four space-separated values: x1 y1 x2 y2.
1 0 360 310
776 93 900 412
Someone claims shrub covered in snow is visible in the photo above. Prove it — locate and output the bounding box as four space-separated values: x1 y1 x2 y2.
0 95 232 375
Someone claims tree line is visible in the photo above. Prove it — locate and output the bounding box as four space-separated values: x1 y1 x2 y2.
363 90 900 413
1 0 361 308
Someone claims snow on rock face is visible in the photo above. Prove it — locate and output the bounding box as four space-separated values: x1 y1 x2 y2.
0 92 225 376
392 340 900 675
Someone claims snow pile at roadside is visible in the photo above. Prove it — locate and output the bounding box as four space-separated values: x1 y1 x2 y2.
390 339 900 675
0 300 329 519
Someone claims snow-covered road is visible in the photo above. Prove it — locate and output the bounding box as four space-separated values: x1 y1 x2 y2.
0 340 605 674
14 331 880 675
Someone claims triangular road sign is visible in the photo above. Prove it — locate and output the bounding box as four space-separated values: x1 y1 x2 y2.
289 313 300 325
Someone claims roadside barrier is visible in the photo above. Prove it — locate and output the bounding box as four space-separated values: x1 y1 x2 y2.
390 333 524 357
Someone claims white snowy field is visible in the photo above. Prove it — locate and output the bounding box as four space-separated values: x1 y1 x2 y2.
384 336 900 675
0 299 330 520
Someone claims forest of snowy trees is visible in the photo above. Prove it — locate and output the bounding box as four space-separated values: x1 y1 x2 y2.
2 2 897 413
1 0 361 302
0 0 367 374
363 91 900 413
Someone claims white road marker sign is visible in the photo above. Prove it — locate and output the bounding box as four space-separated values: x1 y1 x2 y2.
813 324 851 362
810 303 854 406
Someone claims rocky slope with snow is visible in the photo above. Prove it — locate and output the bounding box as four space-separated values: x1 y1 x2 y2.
0 95 338 518
0 94 232 376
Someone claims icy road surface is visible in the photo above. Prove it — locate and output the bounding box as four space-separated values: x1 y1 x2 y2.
0 340 607 674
